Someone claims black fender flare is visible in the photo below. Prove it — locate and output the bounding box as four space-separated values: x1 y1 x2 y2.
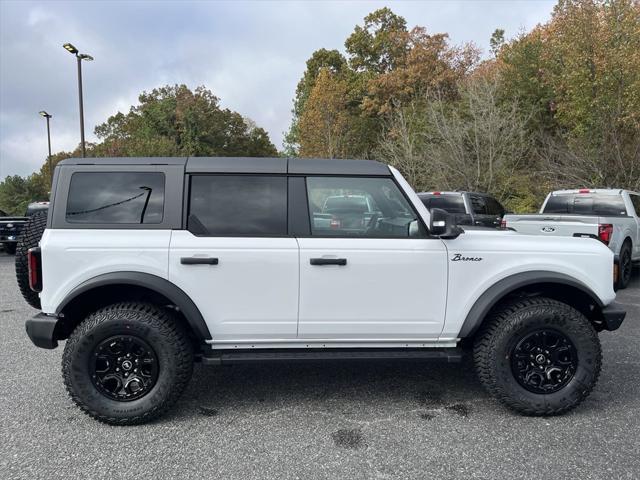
458 271 603 338
56 271 212 340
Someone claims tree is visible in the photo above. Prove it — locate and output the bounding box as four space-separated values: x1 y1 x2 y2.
345 7 408 74
284 49 348 154
378 79 539 211
0 174 49 215
362 27 479 116
94 85 278 157
298 69 351 158
489 29 505 57
1 85 278 214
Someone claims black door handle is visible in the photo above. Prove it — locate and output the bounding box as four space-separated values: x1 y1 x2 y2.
310 258 347 266
181 257 219 265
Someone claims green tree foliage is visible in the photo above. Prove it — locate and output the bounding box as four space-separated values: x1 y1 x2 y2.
94 85 277 157
1 85 278 214
0 175 49 215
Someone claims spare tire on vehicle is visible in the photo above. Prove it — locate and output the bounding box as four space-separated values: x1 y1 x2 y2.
15 211 47 309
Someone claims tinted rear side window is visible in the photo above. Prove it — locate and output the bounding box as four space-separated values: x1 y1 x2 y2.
420 195 466 214
66 172 165 224
543 194 628 216
188 175 287 236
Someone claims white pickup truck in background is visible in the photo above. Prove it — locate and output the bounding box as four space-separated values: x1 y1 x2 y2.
504 189 640 289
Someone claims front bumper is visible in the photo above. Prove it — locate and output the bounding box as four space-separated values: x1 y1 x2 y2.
26 313 59 349
600 302 626 331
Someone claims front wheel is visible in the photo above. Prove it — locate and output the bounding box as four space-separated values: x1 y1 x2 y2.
474 297 601 415
62 303 194 425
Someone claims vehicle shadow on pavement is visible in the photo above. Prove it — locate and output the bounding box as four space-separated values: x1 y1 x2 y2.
166 356 495 423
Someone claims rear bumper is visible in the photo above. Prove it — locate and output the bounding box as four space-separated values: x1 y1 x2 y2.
25 313 59 349
600 302 626 331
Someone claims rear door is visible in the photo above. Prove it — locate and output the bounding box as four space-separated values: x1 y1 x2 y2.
169 174 299 342
298 176 448 340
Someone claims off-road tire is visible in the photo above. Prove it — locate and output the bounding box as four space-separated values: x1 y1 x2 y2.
3 242 17 254
62 303 194 425
474 296 601 416
617 241 633 290
15 211 47 309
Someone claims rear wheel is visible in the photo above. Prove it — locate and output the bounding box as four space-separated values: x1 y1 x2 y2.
62 303 194 425
3 242 16 254
15 212 47 309
474 296 601 415
617 241 633 290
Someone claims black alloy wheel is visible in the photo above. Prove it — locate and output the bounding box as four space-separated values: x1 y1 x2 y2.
90 335 159 401
510 329 577 394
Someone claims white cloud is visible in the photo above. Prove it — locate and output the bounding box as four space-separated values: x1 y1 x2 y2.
0 0 556 180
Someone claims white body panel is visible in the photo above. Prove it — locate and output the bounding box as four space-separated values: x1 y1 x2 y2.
39 229 171 314
38 169 620 350
297 237 448 339
441 229 617 338
168 231 299 341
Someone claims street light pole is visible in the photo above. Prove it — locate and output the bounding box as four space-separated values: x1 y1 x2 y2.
39 111 53 185
76 55 86 157
63 43 93 157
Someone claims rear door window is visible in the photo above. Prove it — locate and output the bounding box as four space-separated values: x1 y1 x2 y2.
188 175 287 236
66 172 165 224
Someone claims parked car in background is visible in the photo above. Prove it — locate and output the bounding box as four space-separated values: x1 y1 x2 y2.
0 202 49 254
504 189 640 289
418 191 506 228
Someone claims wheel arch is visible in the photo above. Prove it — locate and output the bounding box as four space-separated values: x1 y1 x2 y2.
55 272 212 342
459 271 606 339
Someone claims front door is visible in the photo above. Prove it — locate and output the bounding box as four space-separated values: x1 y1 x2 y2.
298 176 448 340
169 175 299 342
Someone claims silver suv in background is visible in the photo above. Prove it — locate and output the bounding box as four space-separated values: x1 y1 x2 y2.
504 189 640 288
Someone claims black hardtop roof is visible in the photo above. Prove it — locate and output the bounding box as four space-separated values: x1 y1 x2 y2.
57 157 391 176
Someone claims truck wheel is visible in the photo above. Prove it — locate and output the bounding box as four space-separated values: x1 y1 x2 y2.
474 296 601 416
617 241 632 290
15 211 47 309
62 303 194 425
4 242 16 254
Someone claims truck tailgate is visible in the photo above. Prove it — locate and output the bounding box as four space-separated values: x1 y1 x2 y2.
504 214 599 237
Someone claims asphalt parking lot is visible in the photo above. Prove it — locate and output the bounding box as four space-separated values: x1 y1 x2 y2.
0 250 638 480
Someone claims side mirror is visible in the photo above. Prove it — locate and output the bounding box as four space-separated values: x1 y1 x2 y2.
430 208 464 239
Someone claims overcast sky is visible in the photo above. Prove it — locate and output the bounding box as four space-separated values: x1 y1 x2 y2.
0 0 556 180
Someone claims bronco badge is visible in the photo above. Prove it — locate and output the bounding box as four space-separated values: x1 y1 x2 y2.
451 253 483 262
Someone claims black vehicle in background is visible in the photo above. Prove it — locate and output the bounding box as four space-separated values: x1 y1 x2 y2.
0 202 49 254
418 191 506 228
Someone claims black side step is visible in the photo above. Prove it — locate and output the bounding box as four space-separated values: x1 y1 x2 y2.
200 348 463 365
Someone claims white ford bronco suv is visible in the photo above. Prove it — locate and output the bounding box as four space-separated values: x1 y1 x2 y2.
21 157 626 425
